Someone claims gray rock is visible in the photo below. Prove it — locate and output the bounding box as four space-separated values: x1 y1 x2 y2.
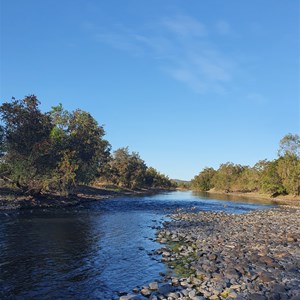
141 287 151 297
149 282 158 290
188 290 196 298
248 293 267 300
119 294 141 300
158 284 176 296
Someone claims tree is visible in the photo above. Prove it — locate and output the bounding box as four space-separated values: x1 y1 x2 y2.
260 160 285 196
278 133 300 158
0 96 111 195
48 106 111 194
277 134 300 195
109 147 147 189
191 167 216 191
212 163 244 192
145 167 173 189
0 96 54 194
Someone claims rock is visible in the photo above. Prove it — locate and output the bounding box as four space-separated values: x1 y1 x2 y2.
132 287 140 293
229 284 241 291
137 207 300 300
224 268 240 280
272 284 286 293
162 251 171 257
167 292 179 299
149 282 159 291
188 290 196 298
248 293 267 300
158 284 176 296
141 287 151 297
208 254 217 261
119 294 141 300
259 271 275 283
228 292 238 298
171 277 179 286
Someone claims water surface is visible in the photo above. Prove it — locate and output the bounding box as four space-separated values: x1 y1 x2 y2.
0 191 274 299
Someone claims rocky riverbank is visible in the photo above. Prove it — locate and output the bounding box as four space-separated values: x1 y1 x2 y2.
120 206 300 300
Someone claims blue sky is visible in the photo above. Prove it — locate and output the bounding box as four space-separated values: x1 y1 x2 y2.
0 0 299 180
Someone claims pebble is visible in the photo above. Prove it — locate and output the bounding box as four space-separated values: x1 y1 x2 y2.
120 206 300 300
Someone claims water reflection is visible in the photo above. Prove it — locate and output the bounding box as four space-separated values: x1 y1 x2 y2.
192 191 274 205
0 211 106 298
0 191 274 299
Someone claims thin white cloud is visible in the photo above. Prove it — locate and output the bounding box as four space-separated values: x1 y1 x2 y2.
162 15 207 37
215 20 231 35
85 14 237 94
246 93 268 105
95 32 140 53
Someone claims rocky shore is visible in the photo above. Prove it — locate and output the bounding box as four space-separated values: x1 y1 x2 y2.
120 206 300 300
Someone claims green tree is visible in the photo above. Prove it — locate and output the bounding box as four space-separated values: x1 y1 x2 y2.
234 166 260 192
212 162 244 192
145 167 173 189
110 147 147 189
0 96 111 195
48 106 111 194
0 96 54 194
278 133 300 158
277 133 300 195
191 167 216 191
260 160 285 195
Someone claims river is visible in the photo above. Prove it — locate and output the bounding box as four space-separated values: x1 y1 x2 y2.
0 191 274 299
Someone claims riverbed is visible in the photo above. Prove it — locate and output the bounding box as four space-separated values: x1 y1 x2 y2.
0 191 273 299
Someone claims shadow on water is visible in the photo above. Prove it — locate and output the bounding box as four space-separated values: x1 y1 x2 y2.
0 191 275 299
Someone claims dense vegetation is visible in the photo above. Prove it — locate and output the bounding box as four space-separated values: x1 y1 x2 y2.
191 134 300 196
0 96 174 196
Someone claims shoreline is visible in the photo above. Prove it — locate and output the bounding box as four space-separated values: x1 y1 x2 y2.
121 206 300 300
0 185 174 211
195 189 300 206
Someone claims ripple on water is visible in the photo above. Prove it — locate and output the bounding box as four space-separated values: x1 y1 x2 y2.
0 191 274 299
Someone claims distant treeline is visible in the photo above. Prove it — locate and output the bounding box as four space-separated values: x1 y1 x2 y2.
0 95 174 196
191 134 300 196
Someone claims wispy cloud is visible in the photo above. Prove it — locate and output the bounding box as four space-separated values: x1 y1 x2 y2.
162 15 207 37
215 20 232 35
246 93 268 105
84 15 238 94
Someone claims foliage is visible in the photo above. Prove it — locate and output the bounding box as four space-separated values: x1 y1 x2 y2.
0 125 5 155
191 167 216 191
212 163 245 192
98 148 174 190
278 133 300 158
191 134 300 196
145 167 174 189
0 96 110 195
259 160 286 195
277 134 300 195
0 96 54 194
109 147 147 189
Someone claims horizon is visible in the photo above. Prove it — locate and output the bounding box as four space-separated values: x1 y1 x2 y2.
1 0 299 180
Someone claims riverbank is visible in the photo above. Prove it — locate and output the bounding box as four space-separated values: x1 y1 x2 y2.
121 206 300 300
0 185 173 211
202 189 300 206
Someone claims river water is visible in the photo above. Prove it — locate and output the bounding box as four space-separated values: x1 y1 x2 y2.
0 191 274 299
